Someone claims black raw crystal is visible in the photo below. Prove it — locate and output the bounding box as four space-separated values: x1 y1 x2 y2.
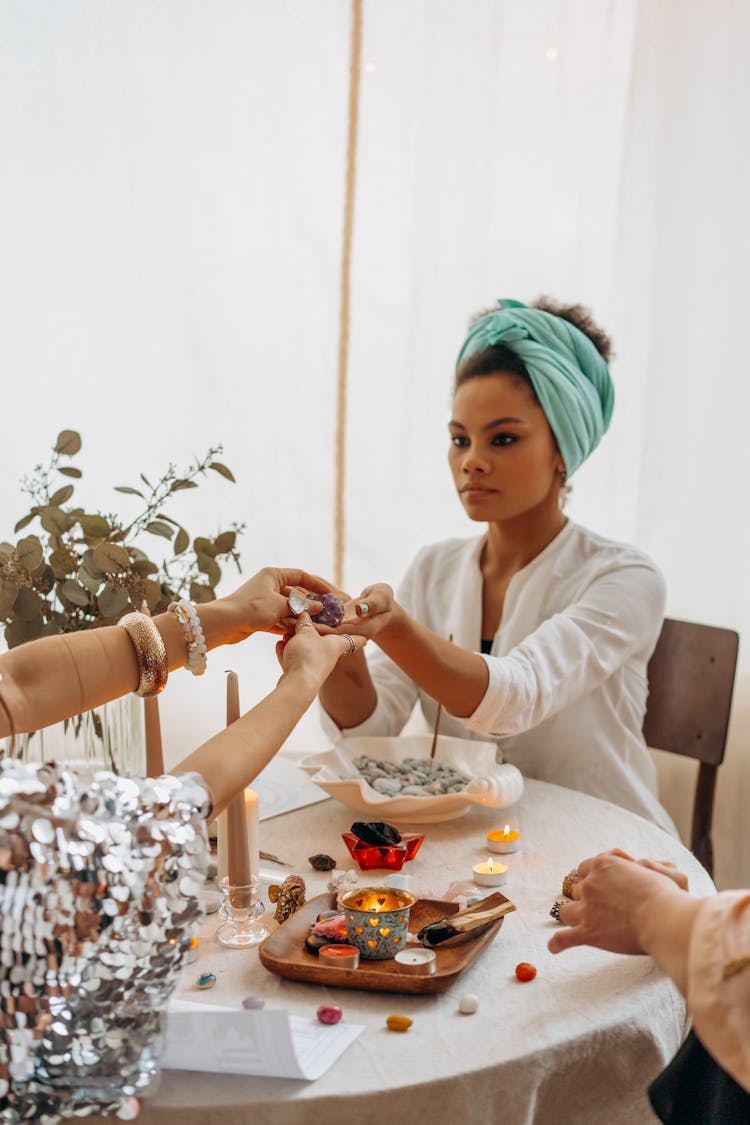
308 853 337 871
350 821 402 846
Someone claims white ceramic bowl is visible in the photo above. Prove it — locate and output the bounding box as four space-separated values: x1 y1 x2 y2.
299 735 524 824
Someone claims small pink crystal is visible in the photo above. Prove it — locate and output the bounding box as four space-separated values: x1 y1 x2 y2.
317 1004 343 1025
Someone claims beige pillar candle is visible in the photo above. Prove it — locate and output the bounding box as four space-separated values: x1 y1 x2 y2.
216 812 228 880
143 696 164 777
225 672 251 890
244 787 260 880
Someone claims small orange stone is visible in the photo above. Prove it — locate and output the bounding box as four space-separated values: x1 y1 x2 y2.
515 962 537 982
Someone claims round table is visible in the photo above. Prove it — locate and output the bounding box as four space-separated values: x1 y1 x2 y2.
130 777 714 1125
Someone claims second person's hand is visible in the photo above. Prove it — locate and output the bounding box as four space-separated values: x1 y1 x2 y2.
313 583 398 640
276 613 367 691
548 851 689 957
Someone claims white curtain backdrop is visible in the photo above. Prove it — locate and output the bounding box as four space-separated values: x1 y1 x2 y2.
1 0 748 888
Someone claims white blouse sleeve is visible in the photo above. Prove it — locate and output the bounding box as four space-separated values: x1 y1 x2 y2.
465 560 666 737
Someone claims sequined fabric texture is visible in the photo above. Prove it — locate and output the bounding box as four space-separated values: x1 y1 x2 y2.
0 760 211 1123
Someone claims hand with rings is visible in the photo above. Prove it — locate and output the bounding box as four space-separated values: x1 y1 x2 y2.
275 613 367 688
548 849 691 958
279 584 339 632
337 584 396 639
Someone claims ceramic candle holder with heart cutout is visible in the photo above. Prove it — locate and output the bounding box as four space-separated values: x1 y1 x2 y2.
340 885 416 960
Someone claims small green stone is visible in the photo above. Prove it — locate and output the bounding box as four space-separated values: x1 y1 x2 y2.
197 972 217 990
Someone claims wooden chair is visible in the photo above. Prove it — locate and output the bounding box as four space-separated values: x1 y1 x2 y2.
643 617 739 877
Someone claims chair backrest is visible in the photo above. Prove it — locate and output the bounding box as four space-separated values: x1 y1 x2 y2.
643 617 739 876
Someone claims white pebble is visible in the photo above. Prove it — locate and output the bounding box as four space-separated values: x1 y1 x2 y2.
458 993 479 1015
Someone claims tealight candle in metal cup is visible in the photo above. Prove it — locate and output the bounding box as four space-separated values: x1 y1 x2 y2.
471 857 509 887
394 948 436 975
487 824 521 854
319 944 360 969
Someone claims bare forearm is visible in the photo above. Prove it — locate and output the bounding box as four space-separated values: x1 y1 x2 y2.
175 670 320 815
0 599 245 736
377 607 489 717
318 652 377 729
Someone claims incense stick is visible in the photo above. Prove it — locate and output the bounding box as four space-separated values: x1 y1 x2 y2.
429 633 453 765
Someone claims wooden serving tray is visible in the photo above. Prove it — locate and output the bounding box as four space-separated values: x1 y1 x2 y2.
258 892 512 994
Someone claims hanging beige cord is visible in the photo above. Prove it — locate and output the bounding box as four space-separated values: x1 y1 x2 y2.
334 0 364 588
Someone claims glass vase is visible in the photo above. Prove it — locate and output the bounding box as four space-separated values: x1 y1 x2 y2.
9 694 146 776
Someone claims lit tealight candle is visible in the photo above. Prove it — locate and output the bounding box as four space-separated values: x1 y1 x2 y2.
487 824 521 854
472 857 509 887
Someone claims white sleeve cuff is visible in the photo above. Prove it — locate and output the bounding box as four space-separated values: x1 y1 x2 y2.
318 697 397 741
463 654 514 737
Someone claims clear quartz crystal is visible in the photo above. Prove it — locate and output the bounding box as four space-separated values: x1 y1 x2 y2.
287 588 316 615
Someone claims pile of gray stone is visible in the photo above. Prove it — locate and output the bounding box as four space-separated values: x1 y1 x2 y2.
352 754 470 797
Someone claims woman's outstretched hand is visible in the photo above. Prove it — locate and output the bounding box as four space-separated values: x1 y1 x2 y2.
548 850 689 957
217 567 332 642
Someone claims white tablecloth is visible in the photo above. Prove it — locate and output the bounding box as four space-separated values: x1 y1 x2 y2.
124 777 714 1125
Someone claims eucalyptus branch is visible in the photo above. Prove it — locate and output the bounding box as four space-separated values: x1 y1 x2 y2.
0 430 242 649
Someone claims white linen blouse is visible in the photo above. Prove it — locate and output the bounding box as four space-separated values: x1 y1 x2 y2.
689 890 750 1092
322 520 676 835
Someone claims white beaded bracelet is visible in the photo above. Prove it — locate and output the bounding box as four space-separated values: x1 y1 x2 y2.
168 599 208 676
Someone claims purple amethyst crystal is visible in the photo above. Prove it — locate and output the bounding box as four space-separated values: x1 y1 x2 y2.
311 592 345 628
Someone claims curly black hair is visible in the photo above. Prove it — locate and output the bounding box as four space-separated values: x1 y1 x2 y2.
532 296 612 363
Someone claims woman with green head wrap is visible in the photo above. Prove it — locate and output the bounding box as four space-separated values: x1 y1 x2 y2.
318 297 674 833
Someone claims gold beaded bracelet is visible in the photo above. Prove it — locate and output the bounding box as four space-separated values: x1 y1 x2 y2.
118 612 169 697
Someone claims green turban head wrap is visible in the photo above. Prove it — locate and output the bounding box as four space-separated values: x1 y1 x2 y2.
455 299 614 478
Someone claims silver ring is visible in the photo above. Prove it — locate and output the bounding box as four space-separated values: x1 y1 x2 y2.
342 634 356 655
297 622 315 630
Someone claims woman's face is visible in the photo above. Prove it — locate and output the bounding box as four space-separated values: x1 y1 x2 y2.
448 373 564 524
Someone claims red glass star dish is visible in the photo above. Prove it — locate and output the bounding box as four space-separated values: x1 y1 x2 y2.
341 831 425 871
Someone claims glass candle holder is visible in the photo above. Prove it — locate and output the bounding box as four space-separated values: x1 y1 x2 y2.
217 875 269 948
341 885 416 959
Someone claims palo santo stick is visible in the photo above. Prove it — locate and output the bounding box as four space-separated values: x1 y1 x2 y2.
417 892 516 947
